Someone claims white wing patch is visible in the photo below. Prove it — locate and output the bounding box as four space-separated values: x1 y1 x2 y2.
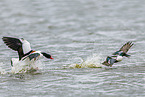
20 39 32 54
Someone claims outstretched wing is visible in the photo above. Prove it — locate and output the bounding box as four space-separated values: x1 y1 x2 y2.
119 41 134 53
2 37 22 51
2 37 24 60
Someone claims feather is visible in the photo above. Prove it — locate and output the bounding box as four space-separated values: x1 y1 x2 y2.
119 41 134 53
2 37 24 60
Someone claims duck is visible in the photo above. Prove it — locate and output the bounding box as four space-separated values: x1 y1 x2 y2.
2 37 53 73
102 41 134 67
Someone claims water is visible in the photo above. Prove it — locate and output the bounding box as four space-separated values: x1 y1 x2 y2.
0 0 145 96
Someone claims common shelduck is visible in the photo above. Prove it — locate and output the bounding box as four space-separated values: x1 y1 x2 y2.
102 41 134 67
2 37 53 73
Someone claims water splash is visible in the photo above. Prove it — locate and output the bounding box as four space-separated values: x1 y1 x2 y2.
68 54 103 69
10 58 44 74
0 58 44 74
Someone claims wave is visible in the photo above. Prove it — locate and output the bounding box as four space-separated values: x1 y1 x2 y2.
0 63 6 74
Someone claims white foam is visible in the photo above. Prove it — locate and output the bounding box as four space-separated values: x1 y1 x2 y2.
11 58 43 74
68 54 103 68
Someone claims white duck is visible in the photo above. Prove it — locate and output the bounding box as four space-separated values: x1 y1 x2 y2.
2 37 53 73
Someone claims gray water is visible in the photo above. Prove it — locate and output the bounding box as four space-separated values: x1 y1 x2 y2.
0 0 145 97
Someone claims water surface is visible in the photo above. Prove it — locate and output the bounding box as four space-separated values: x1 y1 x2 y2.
0 0 145 97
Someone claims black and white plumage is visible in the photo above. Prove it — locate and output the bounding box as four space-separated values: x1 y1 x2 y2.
2 37 53 65
102 41 134 67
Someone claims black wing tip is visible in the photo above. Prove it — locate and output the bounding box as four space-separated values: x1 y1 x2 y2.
122 41 134 48
2 36 23 51
127 41 134 44
2 37 10 43
2 37 8 41
2 37 24 43
2 36 18 40
2 37 21 43
120 41 134 53
127 41 134 46
2 36 11 39
2 37 14 42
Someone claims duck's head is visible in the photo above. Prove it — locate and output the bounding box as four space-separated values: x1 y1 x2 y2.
41 52 53 59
